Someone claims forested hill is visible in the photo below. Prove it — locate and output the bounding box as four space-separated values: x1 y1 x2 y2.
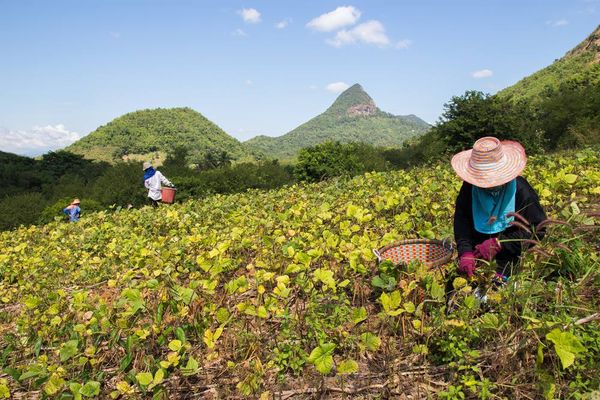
498 24 600 102
244 84 430 160
66 107 251 164
0 150 32 165
0 151 38 198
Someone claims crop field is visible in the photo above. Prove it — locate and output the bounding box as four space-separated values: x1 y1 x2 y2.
0 149 598 399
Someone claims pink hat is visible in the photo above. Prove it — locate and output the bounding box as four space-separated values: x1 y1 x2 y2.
451 137 527 188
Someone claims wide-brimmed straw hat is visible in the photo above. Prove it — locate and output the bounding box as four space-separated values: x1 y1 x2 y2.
142 162 152 171
451 136 526 188
71 198 81 205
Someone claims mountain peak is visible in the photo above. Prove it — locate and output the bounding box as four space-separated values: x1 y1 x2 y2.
245 83 430 159
327 83 379 117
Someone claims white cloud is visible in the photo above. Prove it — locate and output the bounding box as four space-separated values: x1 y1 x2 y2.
0 124 80 155
309 84 318 90
325 82 350 93
306 6 361 32
232 28 247 37
396 39 413 49
472 69 494 79
327 20 390 47
275 18 291 29
327 30 354 47
546 19 569 27
238 8 261 24
245 79 253 85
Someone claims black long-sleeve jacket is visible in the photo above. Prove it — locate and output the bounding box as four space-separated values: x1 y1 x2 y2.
454 176 547 267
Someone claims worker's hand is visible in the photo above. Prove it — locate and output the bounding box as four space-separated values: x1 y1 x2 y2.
474 238 502 261
458 252 477 278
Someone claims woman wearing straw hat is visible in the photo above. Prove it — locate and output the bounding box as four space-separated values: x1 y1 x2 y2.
63 198 81 222
143 162 174 207
451 137 546 281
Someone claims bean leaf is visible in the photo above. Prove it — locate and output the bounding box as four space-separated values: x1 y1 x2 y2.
308 343 336 374
546 329 585 369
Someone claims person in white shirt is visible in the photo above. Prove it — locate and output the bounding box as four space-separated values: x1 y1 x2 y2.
142 162 174 207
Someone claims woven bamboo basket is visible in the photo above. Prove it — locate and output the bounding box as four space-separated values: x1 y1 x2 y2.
373 238 454 268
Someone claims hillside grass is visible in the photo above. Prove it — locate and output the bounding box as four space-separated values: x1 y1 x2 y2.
498 40 600 103
0 148 598 399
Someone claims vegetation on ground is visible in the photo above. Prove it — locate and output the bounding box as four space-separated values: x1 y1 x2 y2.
0 148 598 398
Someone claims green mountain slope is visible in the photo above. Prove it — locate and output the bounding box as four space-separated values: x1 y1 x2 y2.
67 107 249 163
498 24 600 102
244 84 430 160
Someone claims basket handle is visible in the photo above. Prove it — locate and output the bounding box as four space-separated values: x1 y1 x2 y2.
442 237 455 252
372 249 382 262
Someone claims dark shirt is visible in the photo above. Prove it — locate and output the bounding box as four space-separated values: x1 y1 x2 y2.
454 176 547 266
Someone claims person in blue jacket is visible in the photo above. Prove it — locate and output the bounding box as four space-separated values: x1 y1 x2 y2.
63 198 81 222
143 162 174 207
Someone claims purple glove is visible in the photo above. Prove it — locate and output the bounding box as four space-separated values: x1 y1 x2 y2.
474 238 502 261
458 252 476 278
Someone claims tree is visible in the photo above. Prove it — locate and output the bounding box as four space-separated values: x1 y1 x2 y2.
161 146 192 177
535 83 600 149
40 151 91 179
194 149 234 171
432 90 541 154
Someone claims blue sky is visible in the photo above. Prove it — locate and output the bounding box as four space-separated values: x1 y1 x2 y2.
0 0 598 156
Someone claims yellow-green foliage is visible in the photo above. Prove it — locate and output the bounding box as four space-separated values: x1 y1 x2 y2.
0 149 599 398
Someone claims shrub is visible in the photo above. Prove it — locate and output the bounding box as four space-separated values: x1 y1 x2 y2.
173 161 295 200
91 163 147 207
295 141 388 182
0 192 48 230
